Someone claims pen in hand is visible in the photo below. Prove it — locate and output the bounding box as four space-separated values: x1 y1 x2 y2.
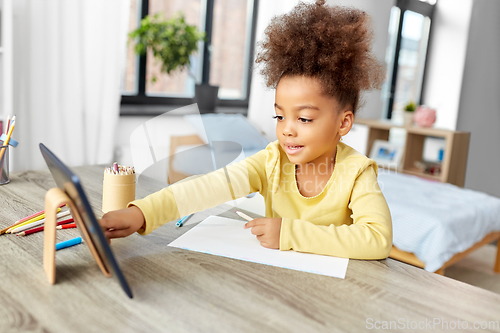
235 210 253 222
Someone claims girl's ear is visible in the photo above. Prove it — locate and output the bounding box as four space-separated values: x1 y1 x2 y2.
339 110 354 136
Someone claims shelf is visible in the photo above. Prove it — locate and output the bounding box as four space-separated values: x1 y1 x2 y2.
355 118 468 137
356 118 470 187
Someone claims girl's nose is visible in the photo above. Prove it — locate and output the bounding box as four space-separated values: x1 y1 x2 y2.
282 122 296 136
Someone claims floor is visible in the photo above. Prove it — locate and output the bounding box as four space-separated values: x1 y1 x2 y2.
444 244 500 294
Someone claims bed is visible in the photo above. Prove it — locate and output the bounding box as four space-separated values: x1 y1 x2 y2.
379 171 500 274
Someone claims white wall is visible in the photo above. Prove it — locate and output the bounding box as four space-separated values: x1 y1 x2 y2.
422 0 473 130
248 0 394 140
328 0 393 120
247 0 309 141
456 0 500 198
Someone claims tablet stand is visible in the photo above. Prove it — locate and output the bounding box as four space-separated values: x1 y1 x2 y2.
44 187 110 284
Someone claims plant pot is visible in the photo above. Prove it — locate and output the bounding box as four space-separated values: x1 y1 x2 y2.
195 84 219 113
403 111 414 126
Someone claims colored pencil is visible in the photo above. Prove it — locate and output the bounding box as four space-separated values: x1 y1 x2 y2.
4 115 10 135
56 236 82 250
16 219 75 236
56 218 74 226
5 213 48 234
2 209 48 235
16 225 45 236
0 205 68 235
9 210 70 233
176 213 194 227
16 209 47 224
10 210 71 234
58 223 77 230
5 208 62 233
235 210 253 222
10 116 15 130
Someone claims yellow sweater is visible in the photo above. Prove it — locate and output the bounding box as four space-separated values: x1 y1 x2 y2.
129 141 392 260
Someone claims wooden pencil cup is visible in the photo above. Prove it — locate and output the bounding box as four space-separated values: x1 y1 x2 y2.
44 188 109 284
102 172 136 213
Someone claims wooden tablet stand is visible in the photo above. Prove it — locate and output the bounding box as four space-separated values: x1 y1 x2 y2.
44 187 110 284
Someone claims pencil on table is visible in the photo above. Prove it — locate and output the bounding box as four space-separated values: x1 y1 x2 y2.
3 213 48 234
5 207 62 233
16 222 76 237
0 205 66 235
1 211 44 235
16 219 75 236
9 210 71 234
56 236 82 251
176 213 194 227
6 212 49 233
55 218 74 226
58 223 76 230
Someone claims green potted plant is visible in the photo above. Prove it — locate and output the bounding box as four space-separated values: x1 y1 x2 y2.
403 101 417 126
129 13 219 113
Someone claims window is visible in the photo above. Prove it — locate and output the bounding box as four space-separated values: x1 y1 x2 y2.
381 0 435 119
121 0 258 108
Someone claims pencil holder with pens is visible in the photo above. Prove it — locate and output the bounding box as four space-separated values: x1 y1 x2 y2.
102 166 136 213
0 145 9 185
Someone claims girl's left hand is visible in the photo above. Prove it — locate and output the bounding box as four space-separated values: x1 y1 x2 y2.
244 218 282 249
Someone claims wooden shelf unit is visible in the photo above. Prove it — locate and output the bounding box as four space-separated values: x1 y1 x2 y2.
355 118 470 187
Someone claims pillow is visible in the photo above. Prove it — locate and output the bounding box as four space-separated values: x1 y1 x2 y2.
184 114 269 151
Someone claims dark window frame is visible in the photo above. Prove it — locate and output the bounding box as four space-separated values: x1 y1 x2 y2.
386 0 435 119
121 0 259 109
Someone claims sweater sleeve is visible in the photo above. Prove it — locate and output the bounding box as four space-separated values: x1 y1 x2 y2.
128 148 269 235
279 164 393 260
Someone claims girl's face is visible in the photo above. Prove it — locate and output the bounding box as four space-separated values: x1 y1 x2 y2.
274 75 353 167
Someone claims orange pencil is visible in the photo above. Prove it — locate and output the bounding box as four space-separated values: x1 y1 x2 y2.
58 223 77 230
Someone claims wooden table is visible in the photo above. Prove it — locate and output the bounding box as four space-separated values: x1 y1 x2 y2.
1 166 500 332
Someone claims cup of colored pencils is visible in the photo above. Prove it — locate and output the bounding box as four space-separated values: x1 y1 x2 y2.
0 115 17 185
102 163 136 213
0 145 10 185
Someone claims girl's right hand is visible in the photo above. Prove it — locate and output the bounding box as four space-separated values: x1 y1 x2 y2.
99 206 146 243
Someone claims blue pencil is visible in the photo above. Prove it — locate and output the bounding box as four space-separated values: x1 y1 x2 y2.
56 236 82 250
176 214 194 227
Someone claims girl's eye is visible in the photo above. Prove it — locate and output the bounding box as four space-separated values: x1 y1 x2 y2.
272 115 284 121
299 118 312 123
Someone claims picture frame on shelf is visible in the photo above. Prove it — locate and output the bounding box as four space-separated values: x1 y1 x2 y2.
369 139 404 171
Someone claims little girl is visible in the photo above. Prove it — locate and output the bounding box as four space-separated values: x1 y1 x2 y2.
101 0 392 259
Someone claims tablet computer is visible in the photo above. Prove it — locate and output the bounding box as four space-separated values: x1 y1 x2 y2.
40 143 133 298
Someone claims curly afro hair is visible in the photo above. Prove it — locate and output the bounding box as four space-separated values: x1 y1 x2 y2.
255 0 384 114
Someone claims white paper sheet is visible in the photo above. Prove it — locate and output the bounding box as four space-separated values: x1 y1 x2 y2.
168 216 349 279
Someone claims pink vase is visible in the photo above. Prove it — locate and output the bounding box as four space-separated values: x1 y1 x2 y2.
414 106 436 127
